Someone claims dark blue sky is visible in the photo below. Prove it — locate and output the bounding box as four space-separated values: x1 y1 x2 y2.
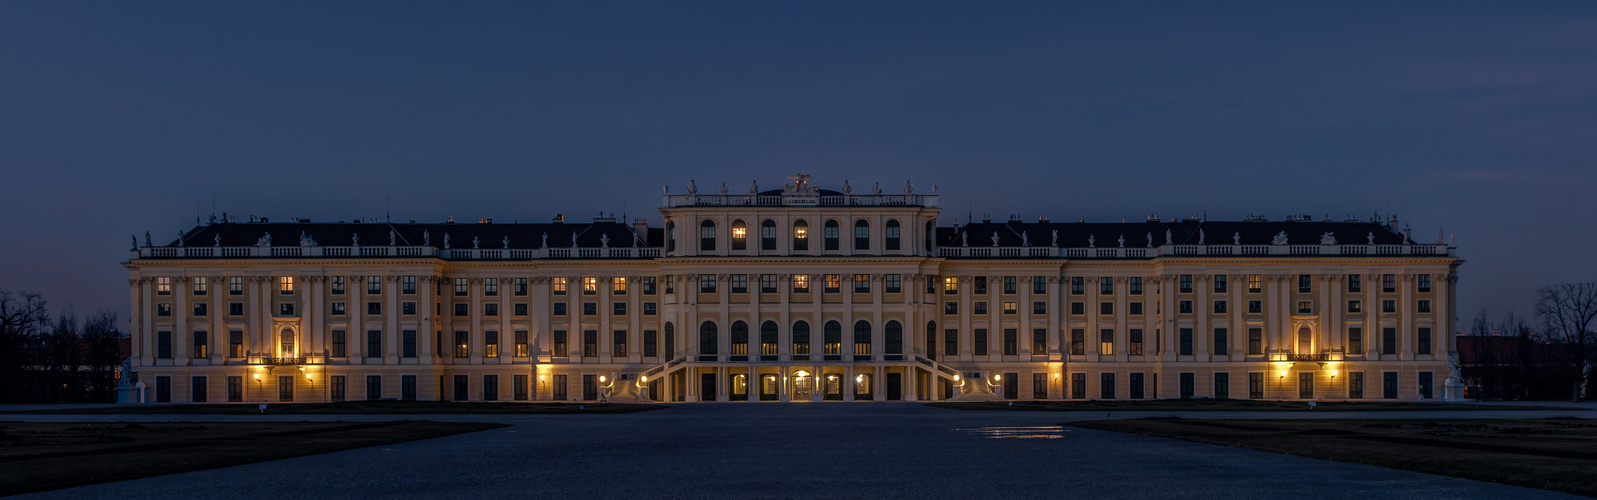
2 2 1594 325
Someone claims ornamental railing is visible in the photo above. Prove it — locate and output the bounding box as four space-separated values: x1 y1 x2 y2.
936 244 1450 259
136 245 665 260
662 193 937 208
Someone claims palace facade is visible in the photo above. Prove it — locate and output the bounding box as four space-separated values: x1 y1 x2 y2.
124 175 1461 404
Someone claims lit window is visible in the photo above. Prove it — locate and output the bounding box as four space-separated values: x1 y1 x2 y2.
853 274 870 293
279 277 294 295
731 220 747 250
552 277 567 295
944 277 959 293
483 278 497 296
613 277 627 294
192 276 207 295
793 274 810 292
1248 274 1262 293
1002 301 1018 314
825 274 841 293
583 277 598 294
156 277 171 295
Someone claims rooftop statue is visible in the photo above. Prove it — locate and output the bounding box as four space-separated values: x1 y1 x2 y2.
1117 234 1125 248
300 231 317 247
1198 229 1205 245
1367 232 1375 244
1320 232 1337 245
571 232 578 248
750 179 758 194
1146 232 1152 247
472 236 480 249
145 231 152 247
1164 229 1173 245
783 173 818 195
686 179 697 196
176 230 184 247
871 182 882 195
1050 229 1058 247
1021 231 1030 247
903 180 913 195
131 234 138 250
719 182 728 196
961 231 968 247
1272 231 1289 245
214 233 221 247
503 236 510 249
255 232 272 247
1233 232 1240 245
600 233 610 248
389 230 396 246
841 180 853 195
351 233 360 246
542 232 549 248
423 230 430 246
1088 234 1096 248
990 231 999 247
444 233 451 249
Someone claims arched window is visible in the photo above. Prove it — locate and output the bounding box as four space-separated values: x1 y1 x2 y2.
664 322 675 357
925 321 938 361
792 320 811 355
666 221 675 252
699 321 718 355
280 328 295 357
824 220 840 251
853 320 872 355
730 220 747 250
824 320 842 355
760 321 778 355
731 321 749 356
792 220 809 251
700 220 716 251
760 220 777 251
885 321 903 354
854 220 870 250
885 219 901 251
1297 327 1312 354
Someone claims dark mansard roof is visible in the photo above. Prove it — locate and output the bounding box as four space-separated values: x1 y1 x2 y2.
937 219 1411 248
169 221 663 249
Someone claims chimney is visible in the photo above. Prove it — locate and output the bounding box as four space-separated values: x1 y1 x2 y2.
552 214 564 223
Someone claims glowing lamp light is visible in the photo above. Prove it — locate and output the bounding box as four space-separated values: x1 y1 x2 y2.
639 375 647 383
599 375 607 383
993 374 1001 381
855 375 864 383
1278 370 1288 378
953 374 961 381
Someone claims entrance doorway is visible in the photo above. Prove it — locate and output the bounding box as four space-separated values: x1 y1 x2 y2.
700 373 716 402
730 373 748 401
886 373 902 400
792 370 813 401
759 374 779 401
823 373 843 400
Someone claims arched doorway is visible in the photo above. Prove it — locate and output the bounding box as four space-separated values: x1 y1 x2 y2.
791 370 813 401
1297 327 1313 355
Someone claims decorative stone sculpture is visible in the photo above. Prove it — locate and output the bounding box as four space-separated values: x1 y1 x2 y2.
961 231 968 247
145 231 152 247
1233 232 1241 245
542 233 549 248
903 180 913 195
503 235 510 249
1021 231 1030 247
1320 232 1337 245
214 234 221 247
1088 235 1096 248
255 232 272 247
600 233 610 248
750 179 758 194
389 230 396 246
131 234 137 250
686 180 697 196
841 180 853 195
423 230 430 246
1198 229 1205 245
719 182 728 196
472 236 480 249
1367 232 1375 244
176 230 184 247
299 231 317 247
351 233 360 246
1146 232 1153 247
571 232 578 248
444 233 451 249
1050 230 1059 247
871 182 882 195
1164 229 1173 245
784 173 818 195
1272 231 1289 245
1117 234 1125 248
990 231 1000 247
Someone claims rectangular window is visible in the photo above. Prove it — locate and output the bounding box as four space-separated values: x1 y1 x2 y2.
641 276 657 295
1418 274 1432 293
1129 372 1145 399
1071 373 1086 399
279 276 294 295
1180 373 1196 399
946 276 961 294
513 374 528 401
1383 300 1396 313
193 302 207 316
1248 274 1262 293
1070 277 1084 295
759 274 777 293
157 331 171 359
730 274 747 293
367 276 382 295
1032 328 1047 355
1297 274 1311 293
1002 301 1018 314
553 277 567 295
1179 275 1192 293
1382 327 1397 355
1420 371 1434 399
612 277 628 294
1418 300 1431 313
1129 329 1144 355
229 276 244 295
1383 274 1396 292
553 374 568 400
1213 300 1227 313
228 302 243 316
1033 301 1046 314
553 330 568 357
1099 277 1113 295
1178 300 1192 314
582 303 596 315
1349 372 1364 399
1349 327 1363 353
1213 275 1227 293
367 301 381 315
1347 274 1361 293
485 330 500 358
793 274 809 292
332 302 346 315
643 329 657 357
403 301 417 315
1213 327 1228 354
454 278 468 296
944 329 958 358
1099 328 1114 356
583 330 598 357
1249 372 1264 399
402 375 416 401
1383 371 1398 398
454 331 469 358
1248 327 1262 355
612 302 626 315
1297 301 1312 314
1417 327 1432 355
192 332 208 358
1298 372 1314 399
613 329 627 357
1070 302 1084 315
1070 328 1085 355
1214 372 1230 399
1100 373 1116 399
854 274 870 293
484 375 500 401
229 330 244 357
227 376 242 402
1348 300 1362 313
1003 276 1017 294
700 274 717 293
973 328 988 354
155 376 171 403
1248 300 1262 313
1099 302 1114 315
1003 328 1018 355
825 274 841 293
1179 328 1193 356
973 302 987 315
156 276 171 295
366 375 382 400
366 330 381 356
402 330 416 358
580 277 597 295
1032 373 1047 399
643 302 656 315
1034 276 1048 294
1129 277 1143 295
330 276 346 295
192 276 207 296
1129 302 1143 315
974 276 988 294
885 274 902 293
331 330 346 357
156 303 172 317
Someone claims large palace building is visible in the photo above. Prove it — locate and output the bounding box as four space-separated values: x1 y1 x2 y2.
124 175 1461 404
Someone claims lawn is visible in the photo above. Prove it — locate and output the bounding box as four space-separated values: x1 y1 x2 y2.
1073 417 1597 497
0 420 505 496
3 400 667 415
928 399 1573 412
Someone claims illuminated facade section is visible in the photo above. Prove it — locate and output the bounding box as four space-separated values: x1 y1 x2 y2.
124 175 1461 403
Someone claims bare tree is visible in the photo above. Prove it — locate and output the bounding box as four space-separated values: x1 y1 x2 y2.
83 310 123 402
1535 282 1597 402
49 309 85 402
0 290 48 403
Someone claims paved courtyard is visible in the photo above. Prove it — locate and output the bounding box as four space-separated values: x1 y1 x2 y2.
11 404 1587 499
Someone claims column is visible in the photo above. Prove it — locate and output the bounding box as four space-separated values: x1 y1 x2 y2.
388 275 401 362
350 275 364 361
843 364 855 402
174 277 188 365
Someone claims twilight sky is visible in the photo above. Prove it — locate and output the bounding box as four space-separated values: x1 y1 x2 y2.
1 2 1594 326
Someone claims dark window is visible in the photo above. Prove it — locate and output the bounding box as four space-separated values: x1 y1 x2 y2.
699 322 718 356
664 323 675 358
1418 274 1432 292
483 375 499 401
157 331 171 359
1034 276 1048 294
1299 372 1315 399
1214 372 1230 399
884 219 900 251
1349 372 1365 399
1247 328 1262 355
1070 328 1085 355
1298 274 1312 293
1417 327 1432 355
700 220 716 251
583 330 598 357
553 330 568 357
945 302 958 314
853 320 872 358
1032 373 1048 399
402 375 417 401
1129 373 1145 399
1213 300 1227 313
884 321 902 355
191 376 207 402
1003 276 1017 294
366 375 382 400
1070 277 1084 295
1002 328 1017 356
1248 300 1262 313
229 302 243 315
944 328 958 359
1213 327 1228 354
1071 373 1086 399
1213 275 1227 293
1179 328 1193 355
1179 275 1192 293
331 330 346 357
730 321 749 358
1129 277 1143 295
1129 302 1142 315
155 376 171 402
644 329 658 357
853 220 870 250
1179 301 1193 314
1100 373 1116 399
553 374 568 400
1382 327 1397 355
512 374 527 401
973 328 987 354
1383 372 1399 398
1032 328 1047 355
1179 373 1195 399
1099 277 1113 295
582 374 597 401
1100 302 1114 315
824 220 840 250
402 330 416 358
1249 372 1264 399
974 277 987 294
825 321 842 357
1347 274 1362 293
227 376 242 402
1349 327 1364 353
1418 300 1431 313
454 375 468 401
366 329 381 357
1033 301 1046 314
454 303 467 316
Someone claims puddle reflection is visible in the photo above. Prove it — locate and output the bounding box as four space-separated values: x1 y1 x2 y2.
955 426 1068 439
